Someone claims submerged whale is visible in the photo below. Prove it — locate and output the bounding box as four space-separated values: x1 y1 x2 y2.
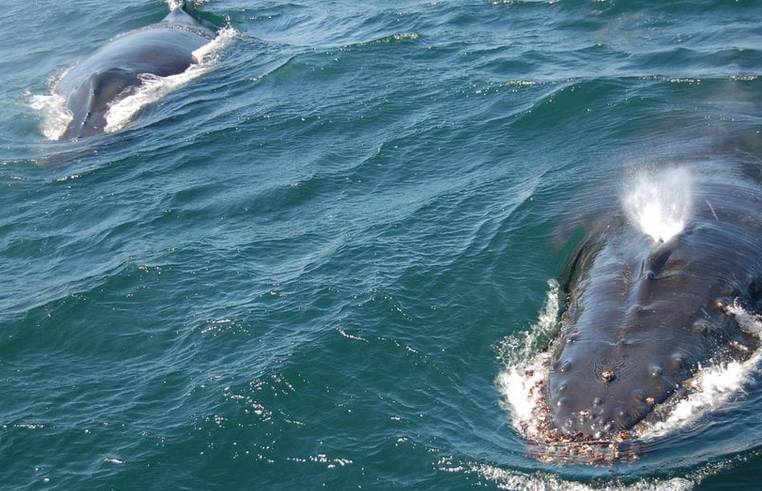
545 171 762 442
56 3 213 139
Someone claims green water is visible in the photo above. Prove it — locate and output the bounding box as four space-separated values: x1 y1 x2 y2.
2 0 762 489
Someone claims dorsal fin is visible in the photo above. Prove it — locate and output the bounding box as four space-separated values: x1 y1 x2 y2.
62 68 137 139
164 2 198 25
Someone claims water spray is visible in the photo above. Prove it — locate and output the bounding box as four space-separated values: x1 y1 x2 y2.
622 167 695 244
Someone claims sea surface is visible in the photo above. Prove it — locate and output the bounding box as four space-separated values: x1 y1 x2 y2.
2 0 762 489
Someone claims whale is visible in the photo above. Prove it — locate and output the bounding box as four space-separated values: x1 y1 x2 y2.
56 3 213 140
544 172 762 443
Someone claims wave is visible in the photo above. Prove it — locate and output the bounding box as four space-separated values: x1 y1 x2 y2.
346 32 421 47
441 460 694 490
439 448 762 491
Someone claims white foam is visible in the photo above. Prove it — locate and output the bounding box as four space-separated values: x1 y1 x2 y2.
496 280 559 439
166 0 211 9
469 463 694 491
337 327 368 342
622 167 695 244
439 456 699 490
104 25 237 133
637 302 762 439
440 448 759 490
26 69 74 141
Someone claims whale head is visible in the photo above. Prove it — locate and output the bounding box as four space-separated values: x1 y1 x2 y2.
546 225 760 439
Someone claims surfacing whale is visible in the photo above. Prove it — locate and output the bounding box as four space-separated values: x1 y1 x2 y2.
541 168 762 456
56 3 213 140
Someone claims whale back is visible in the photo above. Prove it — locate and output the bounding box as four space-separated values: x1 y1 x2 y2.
57 5 213 139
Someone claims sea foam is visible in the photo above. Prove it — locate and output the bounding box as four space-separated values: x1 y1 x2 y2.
26 68 74 141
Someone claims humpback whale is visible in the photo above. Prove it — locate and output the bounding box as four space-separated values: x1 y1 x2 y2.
543 168 762 448
56 3 213 139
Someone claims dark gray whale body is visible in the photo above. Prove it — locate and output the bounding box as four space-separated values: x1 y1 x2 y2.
546 177 762 440
57 4 213 139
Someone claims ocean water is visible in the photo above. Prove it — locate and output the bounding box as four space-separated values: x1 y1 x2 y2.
2 0 762 489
